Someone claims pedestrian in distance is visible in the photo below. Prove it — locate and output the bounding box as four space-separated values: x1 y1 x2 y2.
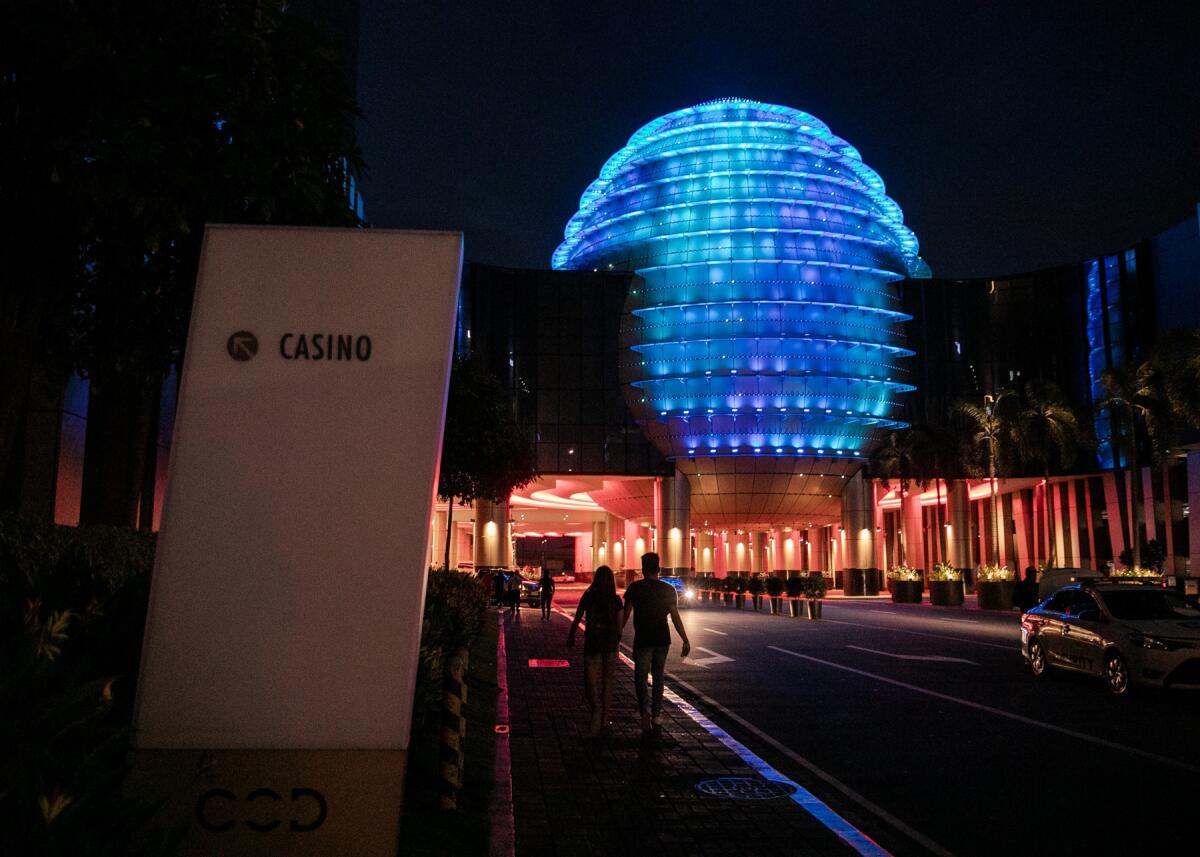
504 570 520 616
1012 566 1040 612
539 567 556 620
622 552 690 734
566 565 623 737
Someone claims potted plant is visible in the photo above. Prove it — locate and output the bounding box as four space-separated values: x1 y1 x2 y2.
747 574 765 610
1112 565 1161 580
766 575 785 614
734 576 748 609
887 565 923 604
928 562 964 606
804 573 828 619
975 563 1015 610
786 575 805 617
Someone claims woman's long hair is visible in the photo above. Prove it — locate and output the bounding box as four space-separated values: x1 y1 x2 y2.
591 565 616 601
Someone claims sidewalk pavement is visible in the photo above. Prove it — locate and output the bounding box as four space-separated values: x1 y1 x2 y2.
498 606 861 857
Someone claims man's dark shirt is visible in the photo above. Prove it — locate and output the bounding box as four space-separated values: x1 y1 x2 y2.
624 578 677 649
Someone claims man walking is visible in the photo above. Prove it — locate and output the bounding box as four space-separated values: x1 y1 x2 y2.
622 552 690 734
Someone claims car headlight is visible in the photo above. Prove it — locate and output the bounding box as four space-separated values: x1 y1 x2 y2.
684 588 696 599
1129 632 1171 651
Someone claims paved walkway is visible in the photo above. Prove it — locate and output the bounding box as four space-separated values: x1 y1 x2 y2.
499 606 863 857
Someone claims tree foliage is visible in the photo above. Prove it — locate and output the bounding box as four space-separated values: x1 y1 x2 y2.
1 0 364 516
438 357 537 505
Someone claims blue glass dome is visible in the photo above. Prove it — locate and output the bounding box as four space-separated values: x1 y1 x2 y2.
554 98 927 526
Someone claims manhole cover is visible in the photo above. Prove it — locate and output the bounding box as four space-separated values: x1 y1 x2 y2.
695 777 796 800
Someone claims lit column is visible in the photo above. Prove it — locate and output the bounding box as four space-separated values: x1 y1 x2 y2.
947 480 974 571
431 510 447 568
873 481 887 570
748 531 764 574
695 531 715 574
729 531 750 573
654 473 691 573
591 520 608 577
472 498 510 569
1066 479 1083 567
606 513 626 573
768 528 784 575
901 489 926 571
841 470 874 570
1102 472 1126 563
807 527 826 573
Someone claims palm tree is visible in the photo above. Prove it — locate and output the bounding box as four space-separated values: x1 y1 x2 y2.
1157 328 1200 429
1097 363 1174 569
956 391 1018 567
870 428 923 566
1013 381 1082 567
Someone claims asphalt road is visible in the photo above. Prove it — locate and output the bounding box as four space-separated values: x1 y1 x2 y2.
555 589 1200 856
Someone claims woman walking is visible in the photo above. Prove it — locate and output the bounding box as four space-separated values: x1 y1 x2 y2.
566 565 623 736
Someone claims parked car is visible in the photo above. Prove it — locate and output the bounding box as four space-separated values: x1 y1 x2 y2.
515 572 542 606
659 576 697 608
1021 579 1200 695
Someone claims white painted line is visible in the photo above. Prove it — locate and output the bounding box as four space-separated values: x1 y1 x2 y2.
847 645 977 665
769 646 1200 775
703 627 729 635
615 651 892 857
680 646 734 669
934 617 980 626
662 669 953 857
822 617 1014 651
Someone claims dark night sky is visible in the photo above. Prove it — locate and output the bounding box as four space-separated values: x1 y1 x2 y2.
356 1 1200 278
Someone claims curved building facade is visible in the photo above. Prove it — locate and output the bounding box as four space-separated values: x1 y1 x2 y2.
553 98 928 527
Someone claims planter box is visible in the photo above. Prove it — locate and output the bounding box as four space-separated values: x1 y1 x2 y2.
770 597 783 615
723 592 733 606
789 599 803 618
735 593 746 609
805 599 823 620
976 580 1015 610
929 579 964 606
751 594 763 611
890 580 923 604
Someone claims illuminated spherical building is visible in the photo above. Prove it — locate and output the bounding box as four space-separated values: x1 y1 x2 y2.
554 98 928 530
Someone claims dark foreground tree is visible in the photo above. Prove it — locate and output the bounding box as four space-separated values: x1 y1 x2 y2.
437 358 537 569
1 0 363 524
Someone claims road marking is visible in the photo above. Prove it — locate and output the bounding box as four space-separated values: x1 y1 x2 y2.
934 617 980 626
768 646 1200 775
617 650 892 857
662 669 953 857
703 627 728 635
681 646 734 668
551 606 898 856
848 645 977 665
822 617 1014 650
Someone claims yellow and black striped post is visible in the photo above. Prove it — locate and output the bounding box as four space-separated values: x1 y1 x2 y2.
439 648 469 809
